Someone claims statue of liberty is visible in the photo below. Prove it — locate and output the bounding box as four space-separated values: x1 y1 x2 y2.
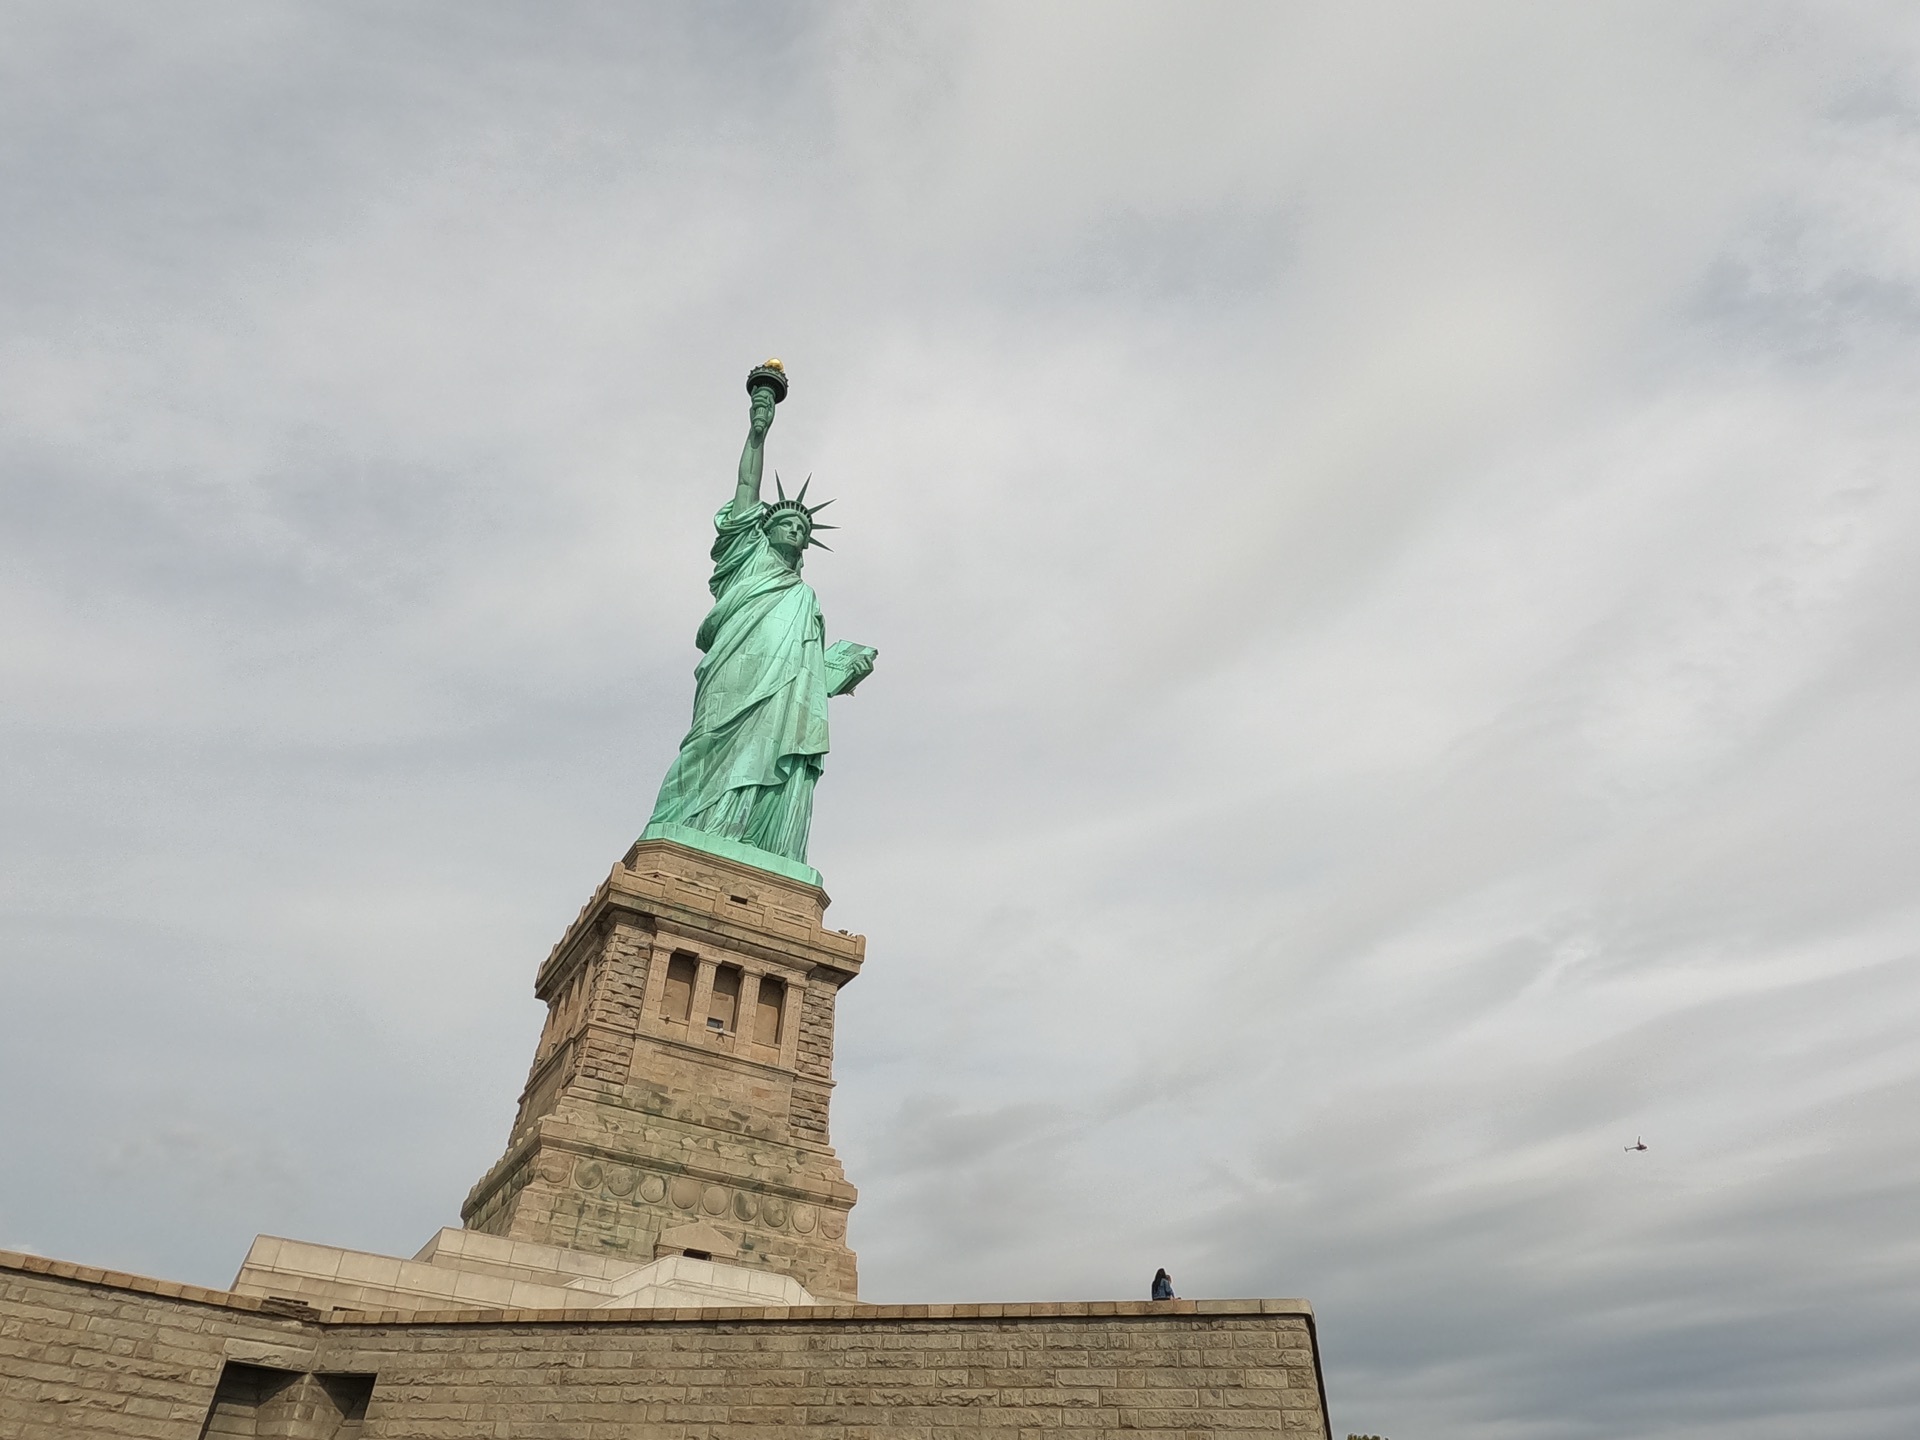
640 362 876 883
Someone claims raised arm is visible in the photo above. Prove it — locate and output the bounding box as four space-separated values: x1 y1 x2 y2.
732 385 777 517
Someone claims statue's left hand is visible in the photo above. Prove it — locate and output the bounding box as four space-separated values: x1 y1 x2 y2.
825 642 877 697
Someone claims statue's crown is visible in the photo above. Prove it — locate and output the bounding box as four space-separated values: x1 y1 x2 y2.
767 473 837 551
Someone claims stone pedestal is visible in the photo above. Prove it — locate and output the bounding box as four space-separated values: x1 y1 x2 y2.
459 839 863 1300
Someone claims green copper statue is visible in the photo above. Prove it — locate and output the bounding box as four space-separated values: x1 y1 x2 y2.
640 361 877 885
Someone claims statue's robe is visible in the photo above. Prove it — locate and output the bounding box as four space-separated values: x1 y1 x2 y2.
646 501 830 860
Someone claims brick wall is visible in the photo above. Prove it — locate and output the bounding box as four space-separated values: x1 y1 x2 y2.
0 1250 1329 1439
793 983 836 1082
588 918 657 1036
0 1255 325 1439
789 983 838 1143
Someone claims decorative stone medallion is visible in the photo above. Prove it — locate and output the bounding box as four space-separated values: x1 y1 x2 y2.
605 1166 635 1198
574 1160 604 1192
700 1185 729 1216
761 1197 788 1228
732 1191 758 1222
638 1173 667 1204
791 1204 816 1234
669 1177 700 1210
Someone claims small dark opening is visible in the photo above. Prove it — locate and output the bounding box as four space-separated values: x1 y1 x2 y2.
728 894 750 904
683 1248 712 1260
200 1363 299 1438
198 1363 377 1439
320 1374 376 1427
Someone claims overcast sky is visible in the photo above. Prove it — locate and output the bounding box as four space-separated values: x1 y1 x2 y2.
3 4 1918 1436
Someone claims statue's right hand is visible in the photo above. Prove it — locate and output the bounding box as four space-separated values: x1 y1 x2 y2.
748 388 776 439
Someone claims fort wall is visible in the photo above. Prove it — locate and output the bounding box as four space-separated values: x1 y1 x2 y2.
0 1249 1330 1438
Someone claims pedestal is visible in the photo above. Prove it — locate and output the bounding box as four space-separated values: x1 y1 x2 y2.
459 839 863 1300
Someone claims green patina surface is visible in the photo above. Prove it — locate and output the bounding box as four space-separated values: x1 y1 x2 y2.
642 362 875 881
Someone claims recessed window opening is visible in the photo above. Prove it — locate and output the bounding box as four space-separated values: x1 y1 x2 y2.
661 953 697 1023
683 1248 712 1260
728 894 750 905
709 964 742 1033
754 976 786 1047
197 1362 375 1439
318 1375 376 1437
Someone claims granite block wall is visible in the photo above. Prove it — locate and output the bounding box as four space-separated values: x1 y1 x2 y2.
0 1250 1329 1439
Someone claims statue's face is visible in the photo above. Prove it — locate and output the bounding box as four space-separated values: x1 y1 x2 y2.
766 510 810 555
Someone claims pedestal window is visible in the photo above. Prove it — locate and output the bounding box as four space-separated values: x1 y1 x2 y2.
661 953 698 1023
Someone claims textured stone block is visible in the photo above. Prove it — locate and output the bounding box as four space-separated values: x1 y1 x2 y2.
0 1253 1328 1439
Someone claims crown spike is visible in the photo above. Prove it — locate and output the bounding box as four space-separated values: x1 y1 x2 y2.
762 473 840 548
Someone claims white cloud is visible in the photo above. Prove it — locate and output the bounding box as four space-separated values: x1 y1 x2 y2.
2 4 1917 1435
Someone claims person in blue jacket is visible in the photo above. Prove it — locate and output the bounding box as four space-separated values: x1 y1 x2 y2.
1151 1268 1175 1301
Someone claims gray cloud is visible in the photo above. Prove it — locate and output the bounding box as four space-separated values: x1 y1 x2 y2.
3 3 1918 1435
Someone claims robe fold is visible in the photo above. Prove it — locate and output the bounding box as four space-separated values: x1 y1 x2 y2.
645 501 831 861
